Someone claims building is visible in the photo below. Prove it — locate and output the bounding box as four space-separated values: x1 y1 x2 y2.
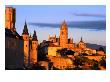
77 37 86 49
22 21 38 66
48 21 74 50
5 7 24 69
48 44 62 56
48 20 103 57
5 7 16 31
5 7 38 69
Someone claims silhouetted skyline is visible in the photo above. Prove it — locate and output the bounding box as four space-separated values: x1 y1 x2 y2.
6 5 106 45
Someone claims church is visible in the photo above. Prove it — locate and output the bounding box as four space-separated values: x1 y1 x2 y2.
48 20 86 50
48 21 75 50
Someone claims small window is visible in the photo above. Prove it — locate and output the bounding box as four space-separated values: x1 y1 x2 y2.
26 45 27 47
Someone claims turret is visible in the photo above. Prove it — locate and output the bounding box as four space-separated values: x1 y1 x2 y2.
22 21 29 35
30 30 38 64
70 38 73 43
80 37 83 42
22 21 29 66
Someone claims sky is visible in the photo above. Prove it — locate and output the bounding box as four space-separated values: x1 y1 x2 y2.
7 5 106 46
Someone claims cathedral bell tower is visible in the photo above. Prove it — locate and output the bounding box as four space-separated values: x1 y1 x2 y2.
30 30 38 64
22 21 29 66
60 20 68 48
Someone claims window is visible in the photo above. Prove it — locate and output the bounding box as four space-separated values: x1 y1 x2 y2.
26 45 27 47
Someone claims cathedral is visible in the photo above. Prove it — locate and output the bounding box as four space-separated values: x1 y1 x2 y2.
48 21 75 50
5 7 38 69
48 20 86 50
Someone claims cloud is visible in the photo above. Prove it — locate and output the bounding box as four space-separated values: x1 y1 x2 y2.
29 23 60 28
28 20 106 30
72 13 105 18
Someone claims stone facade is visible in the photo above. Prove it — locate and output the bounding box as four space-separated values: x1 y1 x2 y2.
5 7 24 69
5 30 24 69
5 7 16 31
48 45 62 56
48 56 74 70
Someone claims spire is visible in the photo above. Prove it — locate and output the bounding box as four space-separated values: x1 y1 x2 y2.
32 30 37 41
25 20 26 25
49 34 50 38
54 34 56 37
29 34 32 38
63 20 66 24
72 38 73 42
62 20 67 26
71 38 73 43
22 20 29 35
60 20 67 29
80 37 83 42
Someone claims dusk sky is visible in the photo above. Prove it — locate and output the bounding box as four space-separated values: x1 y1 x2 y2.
7 5 106 46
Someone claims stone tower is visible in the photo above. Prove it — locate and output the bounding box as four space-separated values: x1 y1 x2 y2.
5 7 16 31
30 30 38 64
22 21 29 66
60 20 68 48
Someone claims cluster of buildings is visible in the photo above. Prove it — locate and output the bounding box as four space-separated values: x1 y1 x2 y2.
5 7 105 70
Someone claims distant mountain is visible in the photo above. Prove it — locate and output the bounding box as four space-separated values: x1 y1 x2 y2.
86 43 106 51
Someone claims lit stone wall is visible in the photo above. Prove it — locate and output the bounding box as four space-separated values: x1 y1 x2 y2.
5 7 16 30
30 41 38 64
22 34 29 66
48 47 62 56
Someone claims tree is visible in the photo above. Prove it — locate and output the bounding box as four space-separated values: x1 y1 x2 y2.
99 57 106 68
74 56 89 66
66 50 75 55
99 47 105 53
57 48 68 57
90 59 100 70
57 48 75 57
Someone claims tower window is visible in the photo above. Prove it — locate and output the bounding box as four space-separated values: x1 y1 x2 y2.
26 45 27 47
